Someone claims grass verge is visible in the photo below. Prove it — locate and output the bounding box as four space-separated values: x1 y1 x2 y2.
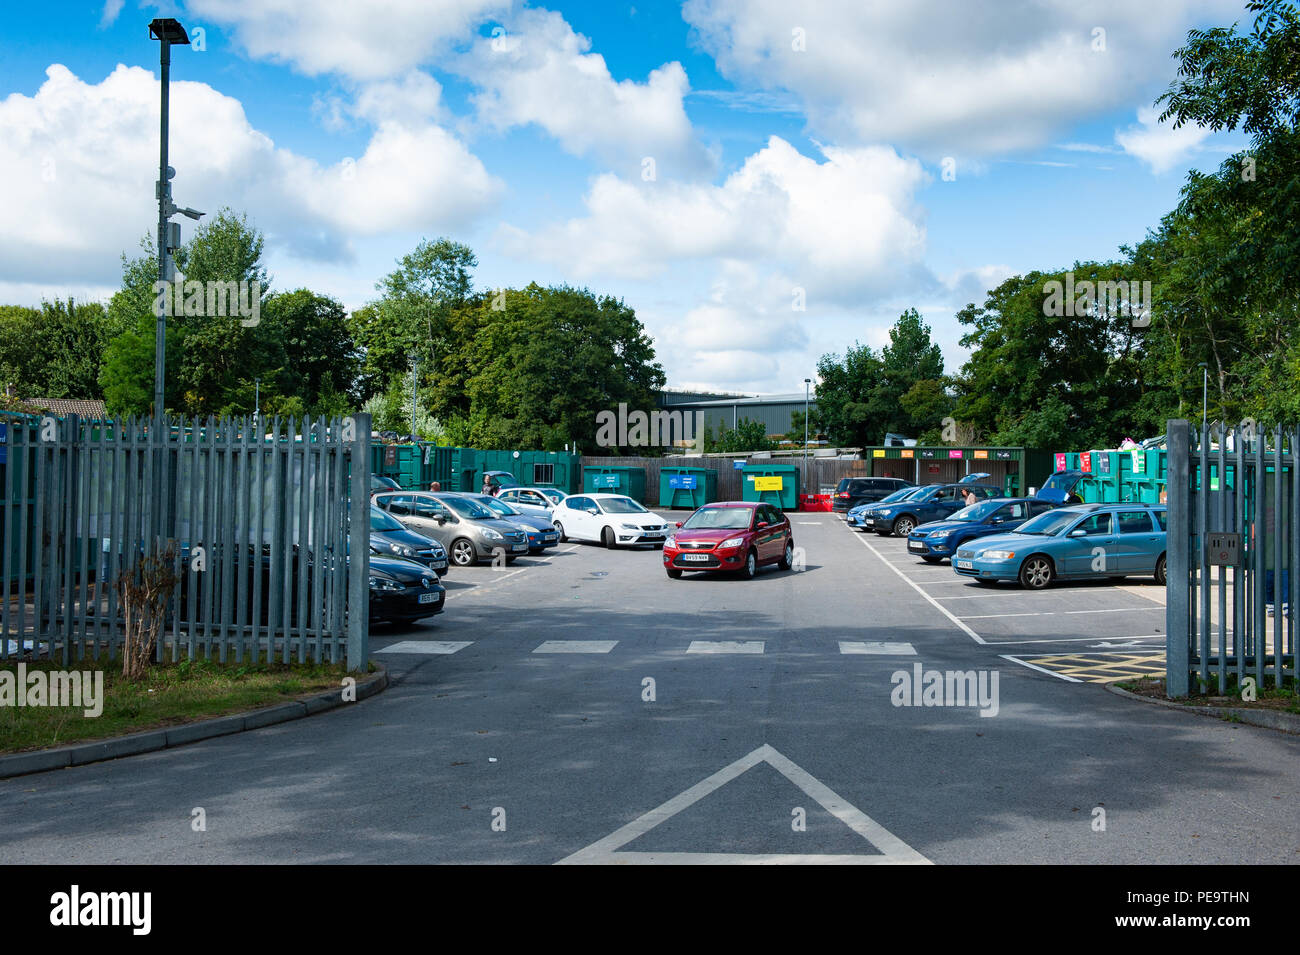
1 655 368 755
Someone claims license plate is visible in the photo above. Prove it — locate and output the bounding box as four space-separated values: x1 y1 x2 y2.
418 592 440 604
511 543 528 552
908 541 924 552
957 560 973 570
543 534 557 541
681 554 710 561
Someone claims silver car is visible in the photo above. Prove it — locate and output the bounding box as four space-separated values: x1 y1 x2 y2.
373 492 530 567
462 493 560 552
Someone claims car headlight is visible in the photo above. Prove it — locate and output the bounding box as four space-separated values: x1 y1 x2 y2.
927 531 948 539
983 550 1016 560
719 536 745 549
621 523 642 530
664 535 676 548
368 575 403 592
483 528 503 540
389 542 414 557
877 508 893 516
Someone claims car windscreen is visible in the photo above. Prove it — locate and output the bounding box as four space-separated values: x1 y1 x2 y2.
539 489 564 503
599 497 648 514
370 507 405 532
947 499 1001 522
912 486 943 501
1015 509 1083 536
441 497 497 520
682 507 752 530
477 496 519 516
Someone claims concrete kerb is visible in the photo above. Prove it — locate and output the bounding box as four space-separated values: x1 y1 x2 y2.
1106 682 1300 735
0 663 389 780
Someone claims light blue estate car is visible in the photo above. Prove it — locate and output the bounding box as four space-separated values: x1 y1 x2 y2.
952 503 1168 589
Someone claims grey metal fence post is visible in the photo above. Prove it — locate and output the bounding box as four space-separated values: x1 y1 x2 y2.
347 413 371 672
1167 419 1190 697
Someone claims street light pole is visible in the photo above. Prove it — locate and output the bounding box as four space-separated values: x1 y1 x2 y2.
150 18 191 418
803 378 811 492
409 353 419 438
1198 362 1208 432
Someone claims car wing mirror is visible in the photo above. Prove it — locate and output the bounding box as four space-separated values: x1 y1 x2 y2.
1069 528 1087 537
756 521 769 528
675 521 683 528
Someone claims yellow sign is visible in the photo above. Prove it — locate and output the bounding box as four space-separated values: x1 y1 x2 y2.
872 449 886 458
973 450 989 459
901 449 914 459
753 476 783 491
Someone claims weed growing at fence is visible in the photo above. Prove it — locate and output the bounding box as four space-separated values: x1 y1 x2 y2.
115 544 178 682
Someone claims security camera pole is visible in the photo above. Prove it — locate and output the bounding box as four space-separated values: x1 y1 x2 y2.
149 18 195 418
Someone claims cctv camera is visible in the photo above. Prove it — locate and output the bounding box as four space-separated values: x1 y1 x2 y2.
179 207 205 220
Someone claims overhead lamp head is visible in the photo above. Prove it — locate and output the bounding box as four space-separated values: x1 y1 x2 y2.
149 18 191 45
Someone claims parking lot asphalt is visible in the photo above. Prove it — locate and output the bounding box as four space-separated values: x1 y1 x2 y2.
2 512 1299 864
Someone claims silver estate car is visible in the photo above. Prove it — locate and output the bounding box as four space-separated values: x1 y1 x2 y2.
373 491 531 567
462 493 560 552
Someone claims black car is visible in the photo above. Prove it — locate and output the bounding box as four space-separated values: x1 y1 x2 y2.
832 476 914 513
368 553 446 624
370 505 449 576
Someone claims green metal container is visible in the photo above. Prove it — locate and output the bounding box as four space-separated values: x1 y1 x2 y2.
583 466 647 502
659 466 718 509
741 464 799 509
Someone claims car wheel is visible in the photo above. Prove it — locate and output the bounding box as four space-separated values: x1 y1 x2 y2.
601 526 616 548
553 522 566 542
666 567 682 579
1019 555 1054 589
450 538 476 567
778 540 794 570
741 548 758 579
1154 553 1167 586
893 516 915 537
922 555 942 564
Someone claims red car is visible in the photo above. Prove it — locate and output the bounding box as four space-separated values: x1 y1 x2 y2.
663 501 794 579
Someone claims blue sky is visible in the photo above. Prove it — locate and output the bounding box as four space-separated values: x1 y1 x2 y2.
0 0 1251 393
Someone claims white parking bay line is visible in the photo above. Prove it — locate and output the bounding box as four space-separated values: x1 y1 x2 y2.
376 641 473 654
687 640 765 654
533 640 619 653
839 641 917 655
851 534 986 645
959 608 1162 620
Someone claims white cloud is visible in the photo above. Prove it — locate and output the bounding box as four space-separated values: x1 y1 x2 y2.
457 7 709 176
99 0 124 29
501 136 928 302
0 64 502 288
1115 104 1213 173
185 0 509 80
682 0 1243 155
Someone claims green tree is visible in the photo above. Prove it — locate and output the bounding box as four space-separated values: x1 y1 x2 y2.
0 300 110 400
706 418 773 453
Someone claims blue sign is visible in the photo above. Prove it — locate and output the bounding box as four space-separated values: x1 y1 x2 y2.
0 422 6 465
593 474 620 488
668 475 697 490
733 460 745 470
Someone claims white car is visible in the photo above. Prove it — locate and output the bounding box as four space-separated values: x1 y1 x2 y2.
552 493 670 547
496 486 567 516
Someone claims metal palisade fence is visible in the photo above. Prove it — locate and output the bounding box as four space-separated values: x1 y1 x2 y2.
1166 418 1296 696
1 412 370 670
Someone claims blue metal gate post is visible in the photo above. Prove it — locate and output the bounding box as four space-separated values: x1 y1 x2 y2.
1166 419 1190 697
346 413 371 672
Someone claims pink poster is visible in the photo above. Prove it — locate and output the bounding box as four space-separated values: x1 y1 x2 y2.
1054 453 1067 472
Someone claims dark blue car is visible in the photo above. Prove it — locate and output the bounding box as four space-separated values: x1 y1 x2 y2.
862 478 1003 537
906 497 1057 562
